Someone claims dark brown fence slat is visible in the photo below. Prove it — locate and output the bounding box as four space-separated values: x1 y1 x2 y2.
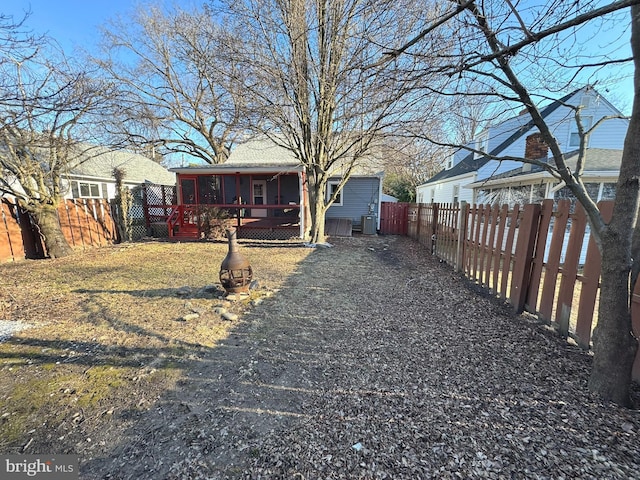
491 205 508 294
431 203 439 255
500 205 520 300
485 206 499 291
539 200 571 322
510 203 540 313
555 204 587 338
451 204 460 264
526 199 554 312
407 203 418 239
575 201 612 349
471 205 482 281
464 205 474 276
478 205 489 286
417 204 427 245
456 202 469 272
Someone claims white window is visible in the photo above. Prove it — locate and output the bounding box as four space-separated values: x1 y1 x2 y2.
569 116 592 148
446 154 454 170
326 180 343 206
453 184 460 204
474 132 489 158
72 181 105 199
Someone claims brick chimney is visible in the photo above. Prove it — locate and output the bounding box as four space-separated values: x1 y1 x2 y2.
524 133 548 160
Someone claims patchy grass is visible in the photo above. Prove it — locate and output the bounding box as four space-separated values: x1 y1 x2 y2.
0 239 311 454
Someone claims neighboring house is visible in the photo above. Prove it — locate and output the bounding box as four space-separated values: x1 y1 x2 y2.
467 148 622 207
168 136 384 240
63 147 176 201
416 86 629 205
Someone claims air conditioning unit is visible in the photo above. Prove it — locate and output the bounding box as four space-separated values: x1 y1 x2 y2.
361 215 376 235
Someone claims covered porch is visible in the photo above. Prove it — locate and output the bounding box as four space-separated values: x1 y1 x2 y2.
168 164 307 240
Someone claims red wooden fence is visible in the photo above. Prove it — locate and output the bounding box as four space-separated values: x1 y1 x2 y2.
403 200 640 381
380 202 409 235
0 198 118 262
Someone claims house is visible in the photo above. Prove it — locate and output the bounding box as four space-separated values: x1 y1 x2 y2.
63 147 176 201
467 148 622 207
167 136 384 240
416 86 629 205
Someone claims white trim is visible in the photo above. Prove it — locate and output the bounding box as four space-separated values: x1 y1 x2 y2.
326 180 343 206
251 179 268 217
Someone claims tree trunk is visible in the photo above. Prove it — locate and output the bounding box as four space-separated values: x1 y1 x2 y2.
32 204 74 259
588 5 640 407
589 235 638 407
307 172 327 243
308 192 327 243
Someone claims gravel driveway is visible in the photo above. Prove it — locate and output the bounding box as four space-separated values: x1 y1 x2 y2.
82 235 640 479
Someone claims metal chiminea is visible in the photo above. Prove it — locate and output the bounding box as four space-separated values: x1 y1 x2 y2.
219 228 253 294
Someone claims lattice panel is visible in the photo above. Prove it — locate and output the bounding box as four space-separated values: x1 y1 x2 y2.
237 227 300 241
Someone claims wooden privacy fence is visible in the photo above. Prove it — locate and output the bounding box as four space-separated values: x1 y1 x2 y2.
406 200 640 381
380 202 409 235
0 198 118 262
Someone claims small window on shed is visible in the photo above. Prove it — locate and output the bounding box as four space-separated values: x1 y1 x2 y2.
453 185 460 204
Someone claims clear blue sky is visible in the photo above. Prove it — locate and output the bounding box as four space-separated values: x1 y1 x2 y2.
3 1 139 53
2 1 636 114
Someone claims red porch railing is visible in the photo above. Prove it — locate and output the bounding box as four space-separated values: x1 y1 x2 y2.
167 204 301 239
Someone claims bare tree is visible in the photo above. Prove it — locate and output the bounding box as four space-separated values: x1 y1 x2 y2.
0 11 43 102
382 137 447 202
390 0 640 406
95 5 247 165
218 0 451 242
0 27 114 258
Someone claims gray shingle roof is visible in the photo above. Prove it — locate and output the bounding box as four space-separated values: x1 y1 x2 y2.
69 147 175 185
475 148 623 185
171 136 383 177
226 137 300 165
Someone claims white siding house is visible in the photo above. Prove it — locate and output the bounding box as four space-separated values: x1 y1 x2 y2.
416 86 629 205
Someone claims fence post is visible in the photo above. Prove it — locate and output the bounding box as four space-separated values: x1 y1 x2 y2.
456 202 468 272
431 203 438 254
510 203 540 313
416 203 423 242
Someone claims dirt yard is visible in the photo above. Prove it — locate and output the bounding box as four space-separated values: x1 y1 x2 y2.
1 235 639 479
